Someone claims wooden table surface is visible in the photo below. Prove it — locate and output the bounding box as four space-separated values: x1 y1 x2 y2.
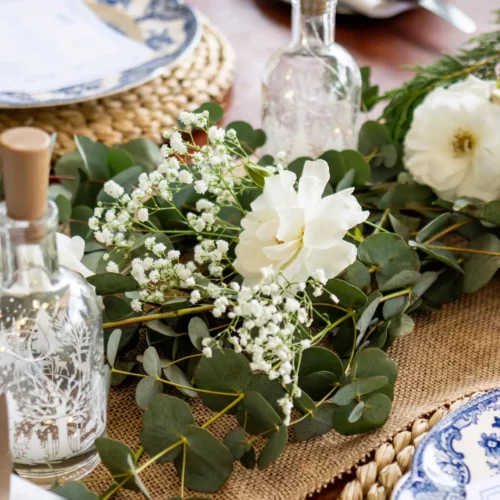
190 0 495 127
187 1 493 498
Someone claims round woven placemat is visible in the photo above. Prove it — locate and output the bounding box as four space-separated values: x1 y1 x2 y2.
0 20 235 158
333 393 483 500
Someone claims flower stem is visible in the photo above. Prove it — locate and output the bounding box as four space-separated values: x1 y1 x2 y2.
373 208 390 234
99 475 132 500
103 304 214 330
379 288 411 303
424 218 472 244
201 393 244 428
135 441 184 474
311 311 354 343
180 441 187 499
427 244 500 257
364 220 391 233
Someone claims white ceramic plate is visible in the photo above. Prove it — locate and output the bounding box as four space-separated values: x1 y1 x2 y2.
393 389 500 499
0 0 201 108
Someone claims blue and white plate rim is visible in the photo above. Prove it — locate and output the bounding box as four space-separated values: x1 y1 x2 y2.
392 388 500 499
0 0 202 109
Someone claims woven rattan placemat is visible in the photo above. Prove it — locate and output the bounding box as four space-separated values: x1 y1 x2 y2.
0 20 235 158
86 278 500 500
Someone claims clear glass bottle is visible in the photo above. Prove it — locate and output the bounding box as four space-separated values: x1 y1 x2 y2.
262 0 361 160
0 128 106 485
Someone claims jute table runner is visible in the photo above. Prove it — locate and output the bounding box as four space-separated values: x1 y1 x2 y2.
87 278 500 499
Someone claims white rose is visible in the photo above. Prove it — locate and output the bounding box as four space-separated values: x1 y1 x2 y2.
405 75 500 202
56 233 94 278
234 160 368 284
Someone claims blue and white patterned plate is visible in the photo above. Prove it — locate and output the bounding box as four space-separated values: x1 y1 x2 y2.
393 389 500 499
0 0 200 108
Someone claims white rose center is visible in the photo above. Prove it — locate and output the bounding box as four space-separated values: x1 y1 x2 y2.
451 128 477 158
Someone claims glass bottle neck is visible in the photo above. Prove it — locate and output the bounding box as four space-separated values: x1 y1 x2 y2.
291 0 337 48
0 201 59 290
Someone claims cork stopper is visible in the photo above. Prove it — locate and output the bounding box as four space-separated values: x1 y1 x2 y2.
301 0 329 16
0 127 50 221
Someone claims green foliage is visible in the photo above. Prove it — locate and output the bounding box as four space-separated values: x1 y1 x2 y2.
381 27 500 142
87 273 138 295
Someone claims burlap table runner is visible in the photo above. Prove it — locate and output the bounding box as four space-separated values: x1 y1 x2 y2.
87 277 500 499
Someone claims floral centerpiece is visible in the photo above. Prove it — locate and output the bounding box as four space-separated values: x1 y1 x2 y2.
36 21 500 500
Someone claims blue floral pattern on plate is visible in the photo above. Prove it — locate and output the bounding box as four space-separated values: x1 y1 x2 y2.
393 389 500 499
0 0 200 108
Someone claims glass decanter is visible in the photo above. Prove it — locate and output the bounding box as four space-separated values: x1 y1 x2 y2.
0 128 106 484
262 0 361 160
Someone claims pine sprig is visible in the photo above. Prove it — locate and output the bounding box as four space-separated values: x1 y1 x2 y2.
381 21 500 143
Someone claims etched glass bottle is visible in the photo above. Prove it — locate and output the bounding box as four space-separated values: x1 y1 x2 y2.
0 128 106 484
262 0 361 160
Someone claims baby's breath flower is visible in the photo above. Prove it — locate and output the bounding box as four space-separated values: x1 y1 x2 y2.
137 208 149 223
103 180 124 199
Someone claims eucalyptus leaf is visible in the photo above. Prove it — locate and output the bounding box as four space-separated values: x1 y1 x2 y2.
135 376 163 410
243 391 282 432
463 233 500 293
95 438 138 491
87 273 138 295
409 241 463 272
458 199 500 226
70 205 93 240
382 295 408 320
54 149 85 198
362 393 392 426
223 428 248 460
299 371 338 401
55 194 72 223
52 482 98 500
387 314 415 345
332 376 388 406
140 395 195 462
336 168 356 192
163 364 198 397
294 403 335 441
411 271 439 300
143 346 162 377
350 348 397 385
107 148 134 176
379 270 421 292
340 260 371 291
356 293 382 338
194 102 224 124
358 233 420 289
75 135 109 180
377 183 433 209
358 121 392 159
107 329 122 368
240 446 256 469
348 401 365 423
147 320 177 337
319 149 370 186
194 349 251 412
257 424 287 470
320 279 368 309
188 317 210 351
415 213 454 243
174 426 233 493
116 138 162 173
103 296 131 322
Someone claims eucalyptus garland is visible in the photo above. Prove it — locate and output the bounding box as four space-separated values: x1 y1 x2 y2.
40 22 500 500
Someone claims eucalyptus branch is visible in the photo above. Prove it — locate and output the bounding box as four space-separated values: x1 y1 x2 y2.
110 368 240 397
424 218 472 244
102 304 214 330
427 244 500 257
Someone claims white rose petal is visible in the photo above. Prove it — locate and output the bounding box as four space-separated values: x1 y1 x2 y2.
234 160 368 284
